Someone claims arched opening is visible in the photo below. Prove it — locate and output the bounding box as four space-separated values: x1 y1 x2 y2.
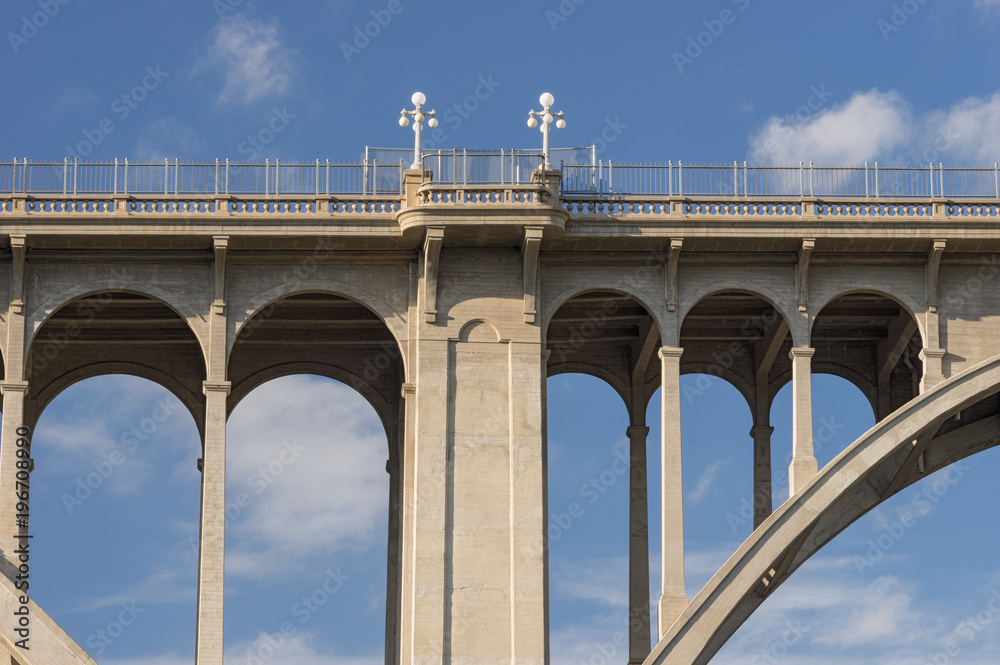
14 290 208 660
226 292 404 664
680 292 792 530
811 292 923 421
224 374 390 662
545 290 663 663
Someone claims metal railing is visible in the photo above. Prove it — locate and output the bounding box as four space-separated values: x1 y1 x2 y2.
561 161 1000 199
2 158 998 200
0 159 407 197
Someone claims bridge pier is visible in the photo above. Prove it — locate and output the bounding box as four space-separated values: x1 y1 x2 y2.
657 347 688 637
626 424 651 664
788 347 817 494
195 382 229 665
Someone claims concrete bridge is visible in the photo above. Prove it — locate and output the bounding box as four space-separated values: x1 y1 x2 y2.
0 155 998 664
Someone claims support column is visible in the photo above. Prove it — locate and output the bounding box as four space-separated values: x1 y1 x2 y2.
626 424 651 664
0 382 28 576
749 425 773 529
788 347 817 494
385 458 402 665
920 348 946 392
658 347 687 637
195 382 229 665
1 235 28 577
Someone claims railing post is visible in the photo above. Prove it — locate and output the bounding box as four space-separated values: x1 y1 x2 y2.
74 158 78 196
315 158 320 196
225 159 230 195
124 158 129 196
809 161 814 197
113 158 118 196
275 159 280 196
326 159 330 196
875 162 880 199
63 158 68 196
995 162 999 199
164 158 169 196
175 158 180 196
929 162 934 198
668 160 672 196
265 159 270 197
679 160 683 196
743 161 748 198
733 160 738 198
373 160 378 196
798 161 804 197
215 158 220 196
864 162 869 198
939 162 944 199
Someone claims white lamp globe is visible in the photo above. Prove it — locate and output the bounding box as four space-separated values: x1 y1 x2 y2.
527 117 538 128
411 92 426 106
543 112 553 125
539 92 555 107
399 116 409 127
556 118 566 129
414 112 424 123
427 117 438 128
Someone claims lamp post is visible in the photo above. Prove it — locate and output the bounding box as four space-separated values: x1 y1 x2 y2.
527 92 566 169
399 92 438 170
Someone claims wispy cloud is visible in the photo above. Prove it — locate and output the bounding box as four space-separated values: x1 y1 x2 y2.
689 458 730 503
132 117 208 162
194 14 298 107
225 375 389 577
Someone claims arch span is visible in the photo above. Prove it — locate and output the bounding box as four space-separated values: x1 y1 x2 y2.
645 354 1000 665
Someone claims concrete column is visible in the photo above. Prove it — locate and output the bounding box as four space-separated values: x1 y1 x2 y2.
626 424 651 664
749 425 773 529
398 382 417 665
195 382 230 665
0 382 28 576
385 458 402 665
920 348 946 392
658 347 687 637
788 347 817 494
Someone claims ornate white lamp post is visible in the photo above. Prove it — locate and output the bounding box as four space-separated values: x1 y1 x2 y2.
527 92 566 169
399 92 438 170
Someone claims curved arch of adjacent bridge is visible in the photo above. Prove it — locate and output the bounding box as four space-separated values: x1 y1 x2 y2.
645 353 1000 665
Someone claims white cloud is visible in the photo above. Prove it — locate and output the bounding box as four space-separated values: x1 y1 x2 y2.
225 631 382 665
689 458 730 503
748 89 912 165
974 0 1000 12
195 14 298 107
225 376 389 577
553 556 628 607
747 89 1000 166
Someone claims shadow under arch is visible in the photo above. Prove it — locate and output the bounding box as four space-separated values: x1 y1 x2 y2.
542 285 665 349
678 287 798 342
24 291 207 437
645 354 1000 665
810 291 923 421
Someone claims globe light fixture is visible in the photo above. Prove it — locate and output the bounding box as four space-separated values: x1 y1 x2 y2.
526 92 566 169
399 91 438 169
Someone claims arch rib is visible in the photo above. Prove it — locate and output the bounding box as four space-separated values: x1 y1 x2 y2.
645 353 1000 665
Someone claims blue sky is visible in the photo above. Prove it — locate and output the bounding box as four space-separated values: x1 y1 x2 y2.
4 0 1000 663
